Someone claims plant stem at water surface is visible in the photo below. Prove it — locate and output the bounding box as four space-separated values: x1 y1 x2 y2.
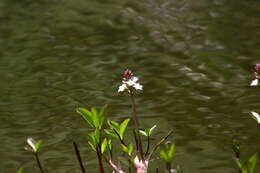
35 153 44 173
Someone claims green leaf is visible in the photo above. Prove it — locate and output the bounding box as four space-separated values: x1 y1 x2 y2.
119 119 130 139
108 139 112 151
108 120 119 130
149 125 157 136
121 143 134 156
91 107 100 128
16 168 24 173
88 132 96 145
88 130 100 147
101 138 108 153
160 148 169 162
139 130 148 137
88 141 96 151
128 143 134 156
77 108 94 128
247 153 257 173
121 144 129 154
235 158 243 170
168 144 175 162
94 129 100 144
35 140 43 151
104 129 118 139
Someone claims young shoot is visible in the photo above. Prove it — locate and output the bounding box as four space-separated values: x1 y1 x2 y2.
25 138 44 173
235 153 258 173
159 142 175 173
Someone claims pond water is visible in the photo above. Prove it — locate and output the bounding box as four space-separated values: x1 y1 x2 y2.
1 0 260 172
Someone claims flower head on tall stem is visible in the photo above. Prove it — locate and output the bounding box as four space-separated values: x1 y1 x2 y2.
250 64 260 86
118 69 143 93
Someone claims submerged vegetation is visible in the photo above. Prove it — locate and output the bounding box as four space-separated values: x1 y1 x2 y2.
16 67 260 173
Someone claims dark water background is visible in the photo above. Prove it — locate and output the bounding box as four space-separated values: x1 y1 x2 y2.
1 0 260 172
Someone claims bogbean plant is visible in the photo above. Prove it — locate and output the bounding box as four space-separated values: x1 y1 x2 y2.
76 69 174 173
17 66 260 173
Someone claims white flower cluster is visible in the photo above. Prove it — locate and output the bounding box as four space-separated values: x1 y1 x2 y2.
118 76 143 93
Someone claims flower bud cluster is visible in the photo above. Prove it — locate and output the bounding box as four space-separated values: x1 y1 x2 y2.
254 64 260 79
250 64 260 86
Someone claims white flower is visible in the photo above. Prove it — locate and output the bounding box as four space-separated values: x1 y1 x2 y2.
118 83 127 92
250 79 258 86
133 156 148 173
133 83 143 90
251 112 260 124
118 76 143 93
27 138 37 152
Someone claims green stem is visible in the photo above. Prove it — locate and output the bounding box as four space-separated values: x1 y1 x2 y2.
35 153 44 173
130 93 144 161
130 93 139 129
145 135 150 156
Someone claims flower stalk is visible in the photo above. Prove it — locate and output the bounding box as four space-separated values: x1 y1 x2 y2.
73 141 87 173
130 92 144 161
35 153 44 173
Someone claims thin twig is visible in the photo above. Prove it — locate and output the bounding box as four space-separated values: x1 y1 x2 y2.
35 153 44 173
73 142 87 173
147 130 173 161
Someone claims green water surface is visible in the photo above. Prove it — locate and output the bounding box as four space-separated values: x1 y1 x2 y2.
1 0 260 172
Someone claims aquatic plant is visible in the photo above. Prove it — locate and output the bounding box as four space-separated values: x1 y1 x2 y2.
17 67 260 173
76 69 174 173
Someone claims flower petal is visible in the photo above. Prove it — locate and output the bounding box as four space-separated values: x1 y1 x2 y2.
118 84 127 92
251 111 260 123
250 79 258 86
134 83 143 90
27 138 37 152
132 76 138 82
